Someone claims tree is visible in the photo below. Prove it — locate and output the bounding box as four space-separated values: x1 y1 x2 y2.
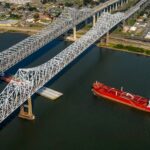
83 0 91 5
4 3 10 9
33 13 40 20
57 0 84 7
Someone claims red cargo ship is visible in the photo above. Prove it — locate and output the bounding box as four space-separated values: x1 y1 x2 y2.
92 81 150 112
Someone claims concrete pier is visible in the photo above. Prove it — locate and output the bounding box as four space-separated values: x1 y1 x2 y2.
18 98 35 120
73 26 77 41
36 87 63 100
93 15 96 27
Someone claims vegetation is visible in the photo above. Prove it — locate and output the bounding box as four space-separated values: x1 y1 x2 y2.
114 44 145 52
9 13 21 20
25 3 37 11
113 44 150 55
33 13 40 20
126 18 136 26
4 2 10 9
0 14 6 20
56 0 102 7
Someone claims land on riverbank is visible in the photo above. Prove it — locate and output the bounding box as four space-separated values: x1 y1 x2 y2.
99 43 150 57
0 26 41 35
99 36 150 54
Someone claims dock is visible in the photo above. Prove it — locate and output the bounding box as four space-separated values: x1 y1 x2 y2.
36 87 63 100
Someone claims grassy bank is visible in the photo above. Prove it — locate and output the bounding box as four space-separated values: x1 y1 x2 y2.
100 43 150 56
0 26 42 35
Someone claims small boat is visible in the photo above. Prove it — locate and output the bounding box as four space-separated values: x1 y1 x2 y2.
0 73 13 83
92 81 150 112
0 73 21 83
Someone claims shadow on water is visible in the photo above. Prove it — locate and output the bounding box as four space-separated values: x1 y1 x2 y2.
0 32 29 52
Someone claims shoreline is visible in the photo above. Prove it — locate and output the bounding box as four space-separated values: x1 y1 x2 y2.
0 26 42 35
99 44 150 57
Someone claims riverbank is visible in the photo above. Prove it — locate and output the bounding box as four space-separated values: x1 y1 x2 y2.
109 36 150 50
0 26 42 35
99 43 150 57
97 35 150 56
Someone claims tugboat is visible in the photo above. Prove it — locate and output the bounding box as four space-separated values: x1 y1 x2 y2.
0 73 20 83
0 73 13 83
92 81 150 112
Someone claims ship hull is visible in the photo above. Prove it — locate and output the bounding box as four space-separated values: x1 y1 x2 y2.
92 85 150 113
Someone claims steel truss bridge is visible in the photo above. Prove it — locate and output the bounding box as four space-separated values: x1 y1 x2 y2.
0 12 125 123
0 0 126 73
0 0 150 123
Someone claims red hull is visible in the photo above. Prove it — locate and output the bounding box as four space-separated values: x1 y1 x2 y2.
92 82 150 112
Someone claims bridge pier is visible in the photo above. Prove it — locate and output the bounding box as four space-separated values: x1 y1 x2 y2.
114 3 118 11
122 19 126 30
106 32 109 45
18 98 35 121
73 26 77 41
93 15 96 27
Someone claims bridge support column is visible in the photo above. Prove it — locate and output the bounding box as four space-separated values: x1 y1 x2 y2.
106 32 109 45
73 26 77 41
120 0 123 7
18 98 35 120
104 8 107 13
114 3 118 11
93 15 96 27
108 6 111 13
96 13 99 19
122 19 126 30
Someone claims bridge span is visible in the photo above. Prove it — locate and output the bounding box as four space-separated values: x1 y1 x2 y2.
0 0 128 73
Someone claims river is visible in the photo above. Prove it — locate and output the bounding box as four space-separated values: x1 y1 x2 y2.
1 32 150 150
